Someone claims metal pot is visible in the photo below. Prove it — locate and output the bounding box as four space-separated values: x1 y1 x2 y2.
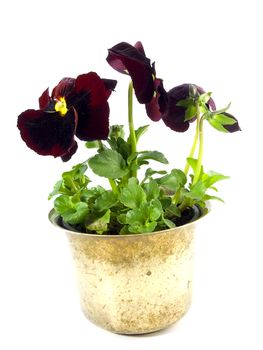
49 208 207 334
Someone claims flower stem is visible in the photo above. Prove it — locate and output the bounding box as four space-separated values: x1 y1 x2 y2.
128 81 137 178
192 114 204 185
98 140 118 194
184 115 200 175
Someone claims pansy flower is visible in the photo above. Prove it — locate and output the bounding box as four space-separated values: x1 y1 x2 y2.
17 72 117 161
161 84 216 132
107 41 155 104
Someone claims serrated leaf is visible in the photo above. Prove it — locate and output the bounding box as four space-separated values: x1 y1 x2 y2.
119 178 146 209
157 169 187 192
89 149 129 179
148 199 162 221
62 202 89 225
94 191 118 211
54 195 89 225
143 180 160 201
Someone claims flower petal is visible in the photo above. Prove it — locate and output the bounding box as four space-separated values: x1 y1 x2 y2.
146 79 167 121
39 88 51 110
52 77 75 100
73 72 110 140
61 140 78 162
17 108 77 158
102 78 117 99
107 42 154 103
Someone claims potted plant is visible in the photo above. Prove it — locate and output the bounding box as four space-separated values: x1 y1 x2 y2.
17 41 240 335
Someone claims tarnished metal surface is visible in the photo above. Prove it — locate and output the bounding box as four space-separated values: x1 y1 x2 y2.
49 210 200 334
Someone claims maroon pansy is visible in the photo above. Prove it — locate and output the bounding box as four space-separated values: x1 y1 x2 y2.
162 84 216 132
107 41 155 104
17 72 117 161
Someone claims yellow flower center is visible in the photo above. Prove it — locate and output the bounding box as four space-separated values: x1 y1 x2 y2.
55 97 68 116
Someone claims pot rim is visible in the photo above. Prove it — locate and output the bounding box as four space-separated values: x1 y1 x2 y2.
48 202 211 238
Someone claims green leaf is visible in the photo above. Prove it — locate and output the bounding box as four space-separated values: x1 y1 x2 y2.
89 149 129 179
80 186 105 203
128 221 157 234
94 191 118 211
85 140 100 149
48 180 63 199
157 169 187 192
213 114 237 125
145 168 167 178
187 158 204 177
148 199 162 221
165 203 181 218
116 137 131 160
203 194 224 203
137 151 169 164
85 210 111 234
49 162 90 198
135 125 149 141
202 171 229 188
186 181 206 200
119 178 146 209
62 202 89 225
143 180 160 201
127 125 149 145
54 195 89 225
163 218 176 229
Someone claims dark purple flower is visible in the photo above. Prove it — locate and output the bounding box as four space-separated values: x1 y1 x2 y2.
221 112 241 133
107 41 155 104
17 72 117 161
162 84 216 132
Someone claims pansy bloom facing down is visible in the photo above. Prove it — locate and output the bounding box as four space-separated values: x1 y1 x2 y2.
107 41 155 104
162 84 216 132
17 72 117 161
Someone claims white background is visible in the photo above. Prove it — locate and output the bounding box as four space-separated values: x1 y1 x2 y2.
0 0 263 349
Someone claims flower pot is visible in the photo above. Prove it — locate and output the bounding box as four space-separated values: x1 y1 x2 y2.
49 208 207 334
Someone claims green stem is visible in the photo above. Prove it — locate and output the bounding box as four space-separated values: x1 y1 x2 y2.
128 81 137 178
192 114 204 185
184 115 200 175
98 140 118 194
